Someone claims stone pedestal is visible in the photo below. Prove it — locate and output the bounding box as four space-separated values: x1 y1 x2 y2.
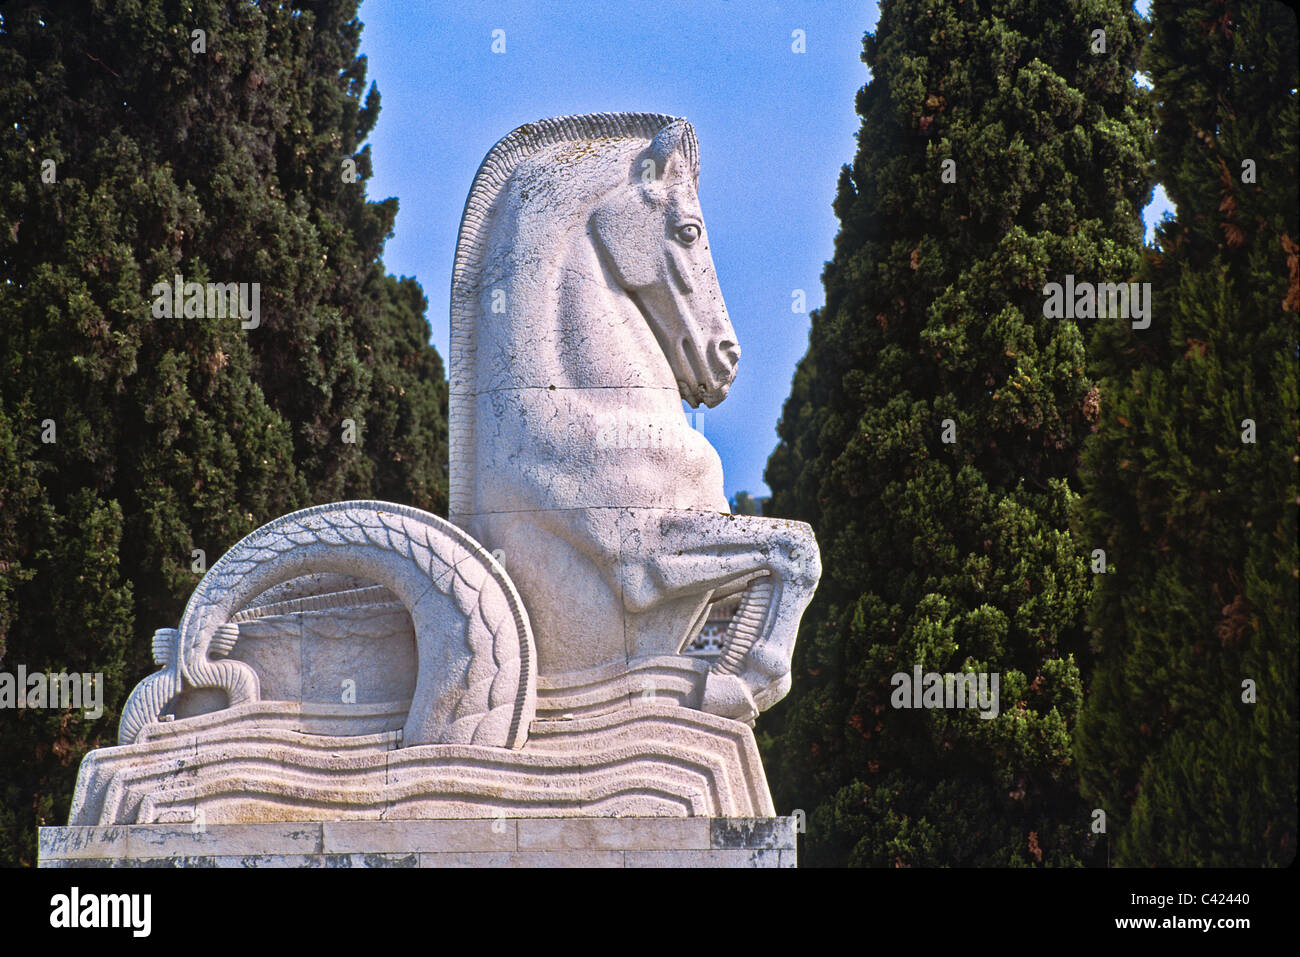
38 818 795 868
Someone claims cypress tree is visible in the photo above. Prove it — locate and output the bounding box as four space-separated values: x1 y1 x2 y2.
0 1 447 865
1073 0 1298 866
761 0 1151 865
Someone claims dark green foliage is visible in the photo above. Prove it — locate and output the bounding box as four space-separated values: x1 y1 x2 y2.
363 274 450 515
1073 0 1298 866
760 0 1150 865
0 1 447 865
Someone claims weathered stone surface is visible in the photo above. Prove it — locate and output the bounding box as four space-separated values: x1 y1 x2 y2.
710 816 797 850
323 820 517 854
39 818 794 868
516 817 709 851
40 823 323 861
68 701 773 825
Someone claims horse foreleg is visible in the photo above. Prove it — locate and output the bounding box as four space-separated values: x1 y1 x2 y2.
618 510 821 722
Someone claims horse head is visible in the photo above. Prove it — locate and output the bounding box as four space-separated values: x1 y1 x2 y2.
589 119 739 408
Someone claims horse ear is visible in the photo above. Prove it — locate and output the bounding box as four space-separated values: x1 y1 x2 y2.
648 119 699 187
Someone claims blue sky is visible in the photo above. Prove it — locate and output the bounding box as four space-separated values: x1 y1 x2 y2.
358 1 1172 500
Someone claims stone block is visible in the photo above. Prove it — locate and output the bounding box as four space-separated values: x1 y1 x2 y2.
38 818 795 868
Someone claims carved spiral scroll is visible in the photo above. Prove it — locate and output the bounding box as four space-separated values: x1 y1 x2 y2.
118 501 536 750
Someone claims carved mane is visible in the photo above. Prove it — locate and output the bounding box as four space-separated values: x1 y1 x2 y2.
448 112 698 523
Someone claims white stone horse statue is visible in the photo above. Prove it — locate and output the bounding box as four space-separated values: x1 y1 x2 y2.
83 112 822 829
450 112 820 723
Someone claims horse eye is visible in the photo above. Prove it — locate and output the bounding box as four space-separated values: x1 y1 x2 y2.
676 224 700 245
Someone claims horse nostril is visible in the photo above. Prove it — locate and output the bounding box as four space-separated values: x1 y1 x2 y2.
718 340 740 366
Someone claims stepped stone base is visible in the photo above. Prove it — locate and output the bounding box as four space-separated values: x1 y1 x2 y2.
38 818 795 868
68 700 775 825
